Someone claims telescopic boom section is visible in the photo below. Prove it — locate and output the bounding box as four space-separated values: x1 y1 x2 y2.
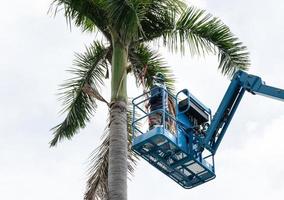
205 70 284 154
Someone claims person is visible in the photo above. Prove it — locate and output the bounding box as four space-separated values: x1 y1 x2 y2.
148 72 169 130
147 73 177 160
148 72 167 129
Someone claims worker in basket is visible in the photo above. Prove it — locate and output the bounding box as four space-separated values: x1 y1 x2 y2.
148 72 176 134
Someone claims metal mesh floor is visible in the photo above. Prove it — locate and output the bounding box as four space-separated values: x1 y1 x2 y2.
132 128 215 188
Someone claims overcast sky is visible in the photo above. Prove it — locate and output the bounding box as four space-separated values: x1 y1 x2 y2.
1 1 284 200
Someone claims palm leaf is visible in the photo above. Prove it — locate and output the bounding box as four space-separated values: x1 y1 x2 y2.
106 0 185 43
131 0 185 43
50 0 110 38
163 6 250 75
129 44 175 93
106 0 145 43
50 42 110 146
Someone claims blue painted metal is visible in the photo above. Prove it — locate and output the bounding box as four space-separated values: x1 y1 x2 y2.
176 89 211 115
132 86 215 189
204 70 284 154
132 127 215 189
132 70 284 189
204 74 245 153
209 88 245 153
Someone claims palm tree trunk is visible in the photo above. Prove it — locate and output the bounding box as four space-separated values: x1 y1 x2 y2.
108 101 127 200
108 36 128 200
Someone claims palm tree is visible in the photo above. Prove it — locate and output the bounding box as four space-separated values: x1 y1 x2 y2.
49 1 250 200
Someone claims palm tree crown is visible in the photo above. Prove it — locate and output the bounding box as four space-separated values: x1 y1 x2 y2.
50 1 250 199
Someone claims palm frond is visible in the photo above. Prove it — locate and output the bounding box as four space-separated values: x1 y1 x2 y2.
106 0 149 43
50 42 110 146
106 0 185 43
146 0 186 15
129 44 175 93
137 5 175 42
163 6 250 75
132 0 185 43
84 104 139 200
82 84 110 106
50 0 110 38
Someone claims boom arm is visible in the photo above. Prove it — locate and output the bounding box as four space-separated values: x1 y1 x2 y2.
204 70 284 154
